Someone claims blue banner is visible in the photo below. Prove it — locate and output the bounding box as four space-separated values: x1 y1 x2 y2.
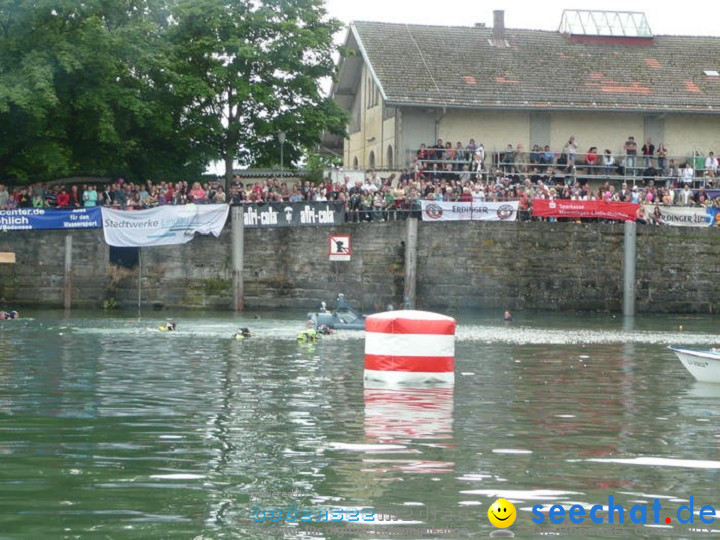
0 207 102 231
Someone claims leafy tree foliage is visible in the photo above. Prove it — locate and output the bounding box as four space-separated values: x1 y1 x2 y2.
0 0 346 183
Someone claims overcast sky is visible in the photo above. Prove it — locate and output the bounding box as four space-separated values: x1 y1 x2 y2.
324 0 720 37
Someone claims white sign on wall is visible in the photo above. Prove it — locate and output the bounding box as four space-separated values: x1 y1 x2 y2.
329 234 351 261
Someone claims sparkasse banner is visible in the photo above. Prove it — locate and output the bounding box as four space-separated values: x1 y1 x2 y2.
101 204 229 247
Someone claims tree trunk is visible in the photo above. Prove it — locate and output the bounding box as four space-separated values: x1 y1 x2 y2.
224 154 234 190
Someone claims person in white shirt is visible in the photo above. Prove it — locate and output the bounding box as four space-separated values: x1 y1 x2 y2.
361 179 378 194
705 152 718 178
683 164 695 185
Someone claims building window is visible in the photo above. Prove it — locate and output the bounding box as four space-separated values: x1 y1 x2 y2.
368 151 376 169
353 156 359 169
366 75 379 109
387 145 394 169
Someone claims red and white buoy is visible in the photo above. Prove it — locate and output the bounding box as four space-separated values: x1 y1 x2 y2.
364 310 456 383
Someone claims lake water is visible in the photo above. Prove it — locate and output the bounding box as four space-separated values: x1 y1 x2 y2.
1 309 720 539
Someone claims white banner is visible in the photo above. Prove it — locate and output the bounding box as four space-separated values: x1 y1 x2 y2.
102 204 230 247
420 200 518 221
643 205 713 227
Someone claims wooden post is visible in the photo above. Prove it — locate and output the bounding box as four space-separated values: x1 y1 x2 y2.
64 234 72 310
404 217 418 309
231 206 244 311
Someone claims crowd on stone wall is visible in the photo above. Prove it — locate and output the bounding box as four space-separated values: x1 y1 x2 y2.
2 134 719 227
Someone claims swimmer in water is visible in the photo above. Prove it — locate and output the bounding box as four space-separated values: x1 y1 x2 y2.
234 327 253 340
298 319 318 342
159 320 176 331
503 311 513 322
317 323 334 335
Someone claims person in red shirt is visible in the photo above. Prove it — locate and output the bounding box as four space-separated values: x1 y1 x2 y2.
584 147 599 175
56 188 70 208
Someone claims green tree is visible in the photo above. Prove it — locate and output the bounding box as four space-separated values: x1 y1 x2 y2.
167 0 347 184
0 0 207 182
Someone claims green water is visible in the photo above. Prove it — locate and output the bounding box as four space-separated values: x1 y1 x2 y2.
1 310 720 539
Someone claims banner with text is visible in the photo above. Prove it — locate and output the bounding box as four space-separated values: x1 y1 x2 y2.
532 200 639 221
242 201 344 228
643 205 715 227
0 207 102 231
102 204 229 247
420 200 518 221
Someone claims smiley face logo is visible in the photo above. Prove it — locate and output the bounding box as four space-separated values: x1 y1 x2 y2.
488 498 516 528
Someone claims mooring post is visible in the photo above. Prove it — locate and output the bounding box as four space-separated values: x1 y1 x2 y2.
231 206 244 312
623 220 637 317
404 216 418 309
64 234 72 310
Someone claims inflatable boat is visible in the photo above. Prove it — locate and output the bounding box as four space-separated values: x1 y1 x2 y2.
307 294 366 330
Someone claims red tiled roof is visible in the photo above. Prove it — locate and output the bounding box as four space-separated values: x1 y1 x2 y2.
350 21 720 112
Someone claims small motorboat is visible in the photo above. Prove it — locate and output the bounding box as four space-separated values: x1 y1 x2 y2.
307 294 366 330
669 346 720 383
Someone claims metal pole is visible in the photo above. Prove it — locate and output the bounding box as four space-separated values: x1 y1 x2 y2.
403 216 418 309
137 247 142 314
231 206 244 312
63 234 72 310
280 142 284 173
623 220 636 317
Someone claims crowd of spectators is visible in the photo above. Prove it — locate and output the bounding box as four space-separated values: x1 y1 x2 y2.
411 136 720 184
1 134 720 227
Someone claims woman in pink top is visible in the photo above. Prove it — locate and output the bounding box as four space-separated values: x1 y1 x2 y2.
189 182 206 202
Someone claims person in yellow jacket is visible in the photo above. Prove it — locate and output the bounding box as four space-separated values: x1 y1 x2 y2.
297 320 318 343
234 327 253 340
158 320 176 331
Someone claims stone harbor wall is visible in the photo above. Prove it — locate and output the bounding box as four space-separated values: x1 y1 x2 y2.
0 221 719 313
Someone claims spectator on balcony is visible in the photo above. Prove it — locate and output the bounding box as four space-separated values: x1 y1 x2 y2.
682 163 694 185
455 141 466 168
563 135 578 168
624 136 638 175
540 145 554 170
501 144 515 172
602 149 615 176
529 144 539 165
466 139 478 157
515 144 528 173
470 154 482 178
705 151 718 179
417 143 428 166
584 147 599 175
657 143 668 173
430 138 444 163
642 138 655 168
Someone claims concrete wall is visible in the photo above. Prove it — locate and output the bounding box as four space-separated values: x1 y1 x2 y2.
2 222 720 314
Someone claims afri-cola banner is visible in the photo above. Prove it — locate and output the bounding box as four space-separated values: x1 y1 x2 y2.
420 200 519 222
643 205 716 227
0 207 102 231
101 204 230 247
532 199 639 221
242 201 344 228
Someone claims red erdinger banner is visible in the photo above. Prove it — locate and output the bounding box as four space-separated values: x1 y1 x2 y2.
532 199 639 221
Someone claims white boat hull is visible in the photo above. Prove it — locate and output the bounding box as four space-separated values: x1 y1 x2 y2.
670 347 720 383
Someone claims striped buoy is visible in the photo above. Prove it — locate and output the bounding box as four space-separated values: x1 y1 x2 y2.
364 310 456 383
